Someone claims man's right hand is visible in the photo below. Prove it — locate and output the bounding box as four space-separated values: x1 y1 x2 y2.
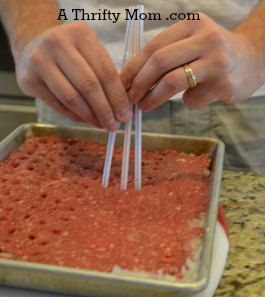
15 22 131 131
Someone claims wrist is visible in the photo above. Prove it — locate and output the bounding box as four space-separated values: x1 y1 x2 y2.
11 20 62 62
234 28 265 82
234 24 265 72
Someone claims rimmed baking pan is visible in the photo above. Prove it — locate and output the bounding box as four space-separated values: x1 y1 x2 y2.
0 123 224 297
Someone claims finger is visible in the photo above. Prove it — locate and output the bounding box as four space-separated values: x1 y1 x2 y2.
36 63 98 125
129 36 200 103
28 81 86 123
183 83 217 108
121 21 191 89
138 59 207 112
78 37 132 122
51 47 120 131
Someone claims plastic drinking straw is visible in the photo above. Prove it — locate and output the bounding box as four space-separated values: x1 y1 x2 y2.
120 11 134 190
102 8 134 188
121 5 143 190
102 132 116 188
134 5 144 190
120 115 133 190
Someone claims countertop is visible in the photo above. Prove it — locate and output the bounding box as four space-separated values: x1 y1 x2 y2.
215 170 265 297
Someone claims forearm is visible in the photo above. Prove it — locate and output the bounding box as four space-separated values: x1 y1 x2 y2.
235 0 265 63
0 0 62 59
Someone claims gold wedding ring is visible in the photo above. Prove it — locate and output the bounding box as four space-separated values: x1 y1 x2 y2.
184 64 197 88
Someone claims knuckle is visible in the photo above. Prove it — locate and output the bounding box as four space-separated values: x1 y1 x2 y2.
28 49 44 66
82 27 98 43
151 51 168 71
98 64 118 85
196 11 207 21
71 21 96 40
215 52 231 71
178 19 189 27
143 41 159 58
197 12 215 27
44 30 64 48
206 29 225 46
78 76 99 95
60 91 78 106
96 105 112 124
73 21 89 32
17 73 39 94
97 105 110 116
162 73 177 92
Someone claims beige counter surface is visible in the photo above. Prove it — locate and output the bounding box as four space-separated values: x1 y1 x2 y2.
215 171 265 297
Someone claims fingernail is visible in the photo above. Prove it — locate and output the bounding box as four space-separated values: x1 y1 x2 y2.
118 107 132 122
129 89 135 102
120 74 130 90
106 120 120 131
138 102 149 112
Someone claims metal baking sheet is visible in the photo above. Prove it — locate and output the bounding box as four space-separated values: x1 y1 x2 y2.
0 123 224 297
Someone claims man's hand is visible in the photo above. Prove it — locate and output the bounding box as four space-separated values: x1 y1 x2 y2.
0 0 131 131
15 22 131 130
121 12 265 111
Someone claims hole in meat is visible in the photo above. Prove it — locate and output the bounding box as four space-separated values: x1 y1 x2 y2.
8 228 16 235
40 191 47 198
27 165 34 171
12 160 20 168
19 155 28 160
1 177 9 183
52 228 61 235
28 234 36 240
61 217 70 222
38 240 48 246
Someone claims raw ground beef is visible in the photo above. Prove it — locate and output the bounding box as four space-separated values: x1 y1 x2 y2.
0 136 211 279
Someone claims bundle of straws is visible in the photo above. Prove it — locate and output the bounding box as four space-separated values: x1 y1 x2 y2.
102 5 144 191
